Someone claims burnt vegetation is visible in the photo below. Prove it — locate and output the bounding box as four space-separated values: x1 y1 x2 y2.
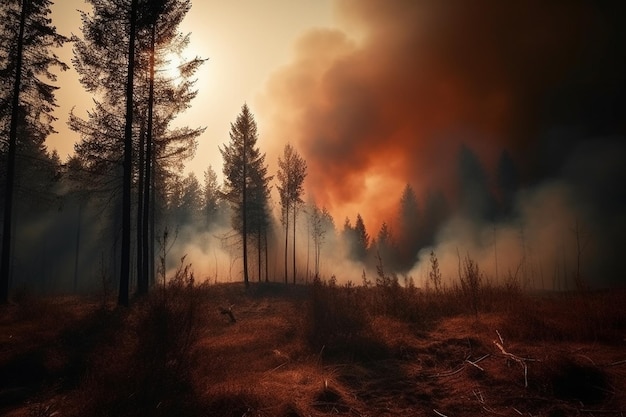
1 277 625 416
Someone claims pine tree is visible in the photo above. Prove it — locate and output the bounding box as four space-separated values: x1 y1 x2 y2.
70 0 204 303
220 104 268 287
458 144 496 221
353 214 370 262
396 184 420 269
310 204 334 278
276 143 307 284
202 165 221 228
0 0 67 303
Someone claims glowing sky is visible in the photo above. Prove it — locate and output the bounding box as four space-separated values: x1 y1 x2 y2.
48 0 336 181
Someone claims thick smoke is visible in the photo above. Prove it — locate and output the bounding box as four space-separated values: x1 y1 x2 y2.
258 0 625 287
261 0 625 227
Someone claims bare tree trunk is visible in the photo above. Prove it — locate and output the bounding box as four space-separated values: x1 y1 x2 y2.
73 201 83 293
242 134 249 287
293 204 297 284
264 228 269 283
138 22 156 296
136 117 146 294
1 0 27 304
284 209 288 284
119 0 139 306
257 226 261 282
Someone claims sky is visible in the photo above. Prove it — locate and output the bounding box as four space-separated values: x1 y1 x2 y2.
48 0 336 189
48 0 625 236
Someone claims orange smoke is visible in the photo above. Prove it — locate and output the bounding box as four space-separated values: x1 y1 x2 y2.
260 0 623 232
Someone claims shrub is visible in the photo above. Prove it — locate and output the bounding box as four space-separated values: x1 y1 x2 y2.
458 253 483 317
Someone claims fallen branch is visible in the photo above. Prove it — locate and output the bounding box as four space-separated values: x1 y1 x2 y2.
466 354 490 371
433 409 449 417
606 359 626 367
493 331 536 388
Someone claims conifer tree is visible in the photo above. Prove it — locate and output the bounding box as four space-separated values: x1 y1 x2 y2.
71 0 203 303
221 104 269 287
0 0 67 303
276 143 307 284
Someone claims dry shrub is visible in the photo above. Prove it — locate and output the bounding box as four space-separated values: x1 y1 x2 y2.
306 278 387 361
459 253 483 316
74 261 206 417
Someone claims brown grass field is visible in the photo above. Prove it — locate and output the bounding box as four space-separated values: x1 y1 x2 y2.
1 278 625 416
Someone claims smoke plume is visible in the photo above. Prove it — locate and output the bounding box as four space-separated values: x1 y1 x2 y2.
261 0 625 229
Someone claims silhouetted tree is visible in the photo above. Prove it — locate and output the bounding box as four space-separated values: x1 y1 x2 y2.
178 172 202 225
71 0 203 303
248 159 272 282
353 214 370 262
421 188 449 247
202 165 222 227
458 144 496 221
0 0 67 303
276 143 307 284
496 150 519 218
396 184 420 269
373 221 397 270
309 204 334 278
221 104 267 287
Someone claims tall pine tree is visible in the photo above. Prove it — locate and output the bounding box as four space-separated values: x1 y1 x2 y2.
71 0 203 303
220 104 269 287
0 0 67 303
276 143 307 284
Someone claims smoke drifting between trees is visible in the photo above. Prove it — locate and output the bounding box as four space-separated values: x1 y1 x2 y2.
1 0 624 301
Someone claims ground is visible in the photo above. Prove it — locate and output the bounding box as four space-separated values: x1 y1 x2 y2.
1 282 625 416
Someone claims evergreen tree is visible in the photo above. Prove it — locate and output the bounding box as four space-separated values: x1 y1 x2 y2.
309 204 334 278
276 143 307 284
458 144 496 221
177 171 202 225
0 0 67 303
70 0 203 303
202 164 221 228
248 160 272 282
396 184 420 269
496 150 519 218
421 188 449 248
220 103 267 287
353 213 369 262
374 221 397 270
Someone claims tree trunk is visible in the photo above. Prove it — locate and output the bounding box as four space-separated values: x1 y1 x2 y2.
242 134 249 287
284 209 288 284
257 225 261 282
119 0 139 306
136 117 146 294
264 228 269 283
293 204 297 285
149 161 156 286
1 0 27 304
73 200 83 293
138 22 156 297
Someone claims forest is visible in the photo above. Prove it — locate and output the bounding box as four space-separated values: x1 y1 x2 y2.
1 0 625 416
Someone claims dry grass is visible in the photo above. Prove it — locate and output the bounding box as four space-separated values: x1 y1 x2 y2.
1 281 625 416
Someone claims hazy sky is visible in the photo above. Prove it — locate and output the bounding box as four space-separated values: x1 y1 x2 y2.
48 0 336 181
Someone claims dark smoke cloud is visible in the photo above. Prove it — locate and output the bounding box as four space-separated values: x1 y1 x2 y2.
261 0 625 229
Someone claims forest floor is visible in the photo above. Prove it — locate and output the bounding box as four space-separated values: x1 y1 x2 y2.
1 280 625 416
